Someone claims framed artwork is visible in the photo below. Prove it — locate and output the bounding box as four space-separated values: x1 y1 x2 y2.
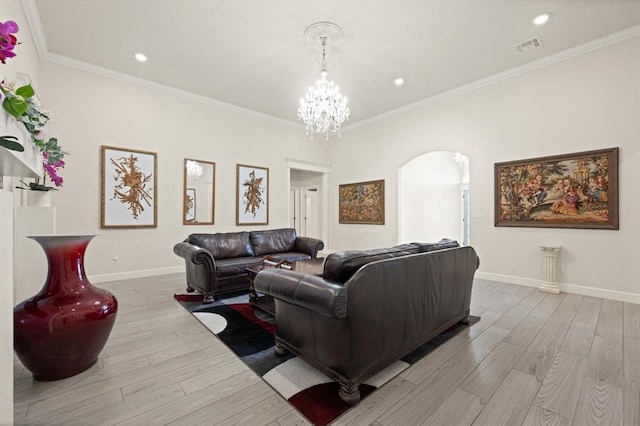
185 188 196 222
339 179 385 224
236 164 269 225
495 147 618 229
183 158 215 225
101 145 157 228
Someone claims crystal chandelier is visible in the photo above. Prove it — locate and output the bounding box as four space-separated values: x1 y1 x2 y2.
297 22 350 140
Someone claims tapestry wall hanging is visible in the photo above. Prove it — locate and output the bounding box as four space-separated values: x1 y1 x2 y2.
236 164 269 225
339 179 385 224
495 147 618 229
101 145 157 228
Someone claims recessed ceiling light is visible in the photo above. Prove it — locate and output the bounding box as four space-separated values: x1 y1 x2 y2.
394 77 405 86
134 53 148 62
533 13 552 26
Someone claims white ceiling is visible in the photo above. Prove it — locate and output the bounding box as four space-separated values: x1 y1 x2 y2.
29 0 640 128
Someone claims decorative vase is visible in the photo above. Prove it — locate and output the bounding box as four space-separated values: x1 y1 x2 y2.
13 235 118 381
24 190 52 207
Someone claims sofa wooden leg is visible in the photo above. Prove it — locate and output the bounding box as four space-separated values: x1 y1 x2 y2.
274 341 288 356
186 286 195 293
339 384 360 405
202 293 214 304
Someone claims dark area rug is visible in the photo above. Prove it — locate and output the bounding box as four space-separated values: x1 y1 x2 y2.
174 293 479 426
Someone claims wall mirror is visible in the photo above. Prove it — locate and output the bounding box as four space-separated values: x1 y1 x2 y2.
183 158 215 225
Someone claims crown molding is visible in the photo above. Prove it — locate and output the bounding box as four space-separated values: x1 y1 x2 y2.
343 24 640 133
21 0 640 133
20 0 302 130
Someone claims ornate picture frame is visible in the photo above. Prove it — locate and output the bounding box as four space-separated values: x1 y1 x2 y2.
236 164 269 225
339 179 385 224
183 158 215 225
495 147 619 229
101 145 157 228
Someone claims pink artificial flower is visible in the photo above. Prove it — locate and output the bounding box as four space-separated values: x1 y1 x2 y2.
0 21 19 64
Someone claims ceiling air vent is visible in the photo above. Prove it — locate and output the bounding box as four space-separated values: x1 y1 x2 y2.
514 36 542 54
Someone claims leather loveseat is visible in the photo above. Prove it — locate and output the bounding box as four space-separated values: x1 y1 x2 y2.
254 240 479 404
174 228 324 302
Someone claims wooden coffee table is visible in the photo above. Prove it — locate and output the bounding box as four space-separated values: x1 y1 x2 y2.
247 258 324 315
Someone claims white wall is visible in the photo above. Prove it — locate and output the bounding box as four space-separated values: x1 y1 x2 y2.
399 151 464 244
34 60 328 281
330 36 640 301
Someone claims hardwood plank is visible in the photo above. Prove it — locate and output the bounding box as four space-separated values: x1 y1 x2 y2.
376 360 475 425
420 388 483 426
272 410 311 426
76 383 186 426
596 299 624 341
514 330 568 383
585 335 623 387
460 342 523 403
529 293 565 319
165 381 274 425
333 376 415 425
217 394 292 426
533 351 588 419
624 338 640 382
624 380 640 426
23 389 124 425
540 294 583 335
559 296 602 358
25 350 210 417
117 369 261 425
623 302 640 340
453 326 511 366
493 304 533 331
504 315 548 349
573 377 623 426
518 289 547 309
471 369 540 426
522 406 571 426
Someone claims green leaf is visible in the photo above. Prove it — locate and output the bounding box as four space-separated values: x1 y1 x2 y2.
3 97 28 117
28 182 56 191
0 135 24 152
15 84 35 98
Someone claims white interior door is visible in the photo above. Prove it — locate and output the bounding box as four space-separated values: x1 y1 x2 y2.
302 186 320 239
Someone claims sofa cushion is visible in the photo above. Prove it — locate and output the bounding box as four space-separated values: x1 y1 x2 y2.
215 257 261 277
188 232 255 259
412 238 460 252
250 228 297 256
323 244 419 283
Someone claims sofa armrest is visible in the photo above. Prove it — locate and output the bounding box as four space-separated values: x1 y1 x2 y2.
254 269 347 319
294 236 325 258
173 241 216 270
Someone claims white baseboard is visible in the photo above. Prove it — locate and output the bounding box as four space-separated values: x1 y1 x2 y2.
476 271 640 304
88 265 184 284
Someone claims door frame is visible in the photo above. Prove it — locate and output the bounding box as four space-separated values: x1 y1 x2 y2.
286 159 330 249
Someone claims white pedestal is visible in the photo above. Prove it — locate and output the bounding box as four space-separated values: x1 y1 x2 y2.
540 246 561 294
0 191 14 426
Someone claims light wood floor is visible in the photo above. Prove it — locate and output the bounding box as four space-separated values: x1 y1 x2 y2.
13 274 640 425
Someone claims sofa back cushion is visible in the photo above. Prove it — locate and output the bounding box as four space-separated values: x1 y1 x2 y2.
250 228 297 256
188 232 254 259
412 238 460 252
323 244 419 283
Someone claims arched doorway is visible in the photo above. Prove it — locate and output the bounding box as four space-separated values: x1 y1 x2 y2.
398 151 470 245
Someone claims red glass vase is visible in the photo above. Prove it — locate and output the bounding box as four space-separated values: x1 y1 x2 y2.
14 235 118 381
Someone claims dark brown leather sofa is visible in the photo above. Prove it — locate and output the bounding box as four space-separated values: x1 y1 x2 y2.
174 228 324 302
254 241 479 404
